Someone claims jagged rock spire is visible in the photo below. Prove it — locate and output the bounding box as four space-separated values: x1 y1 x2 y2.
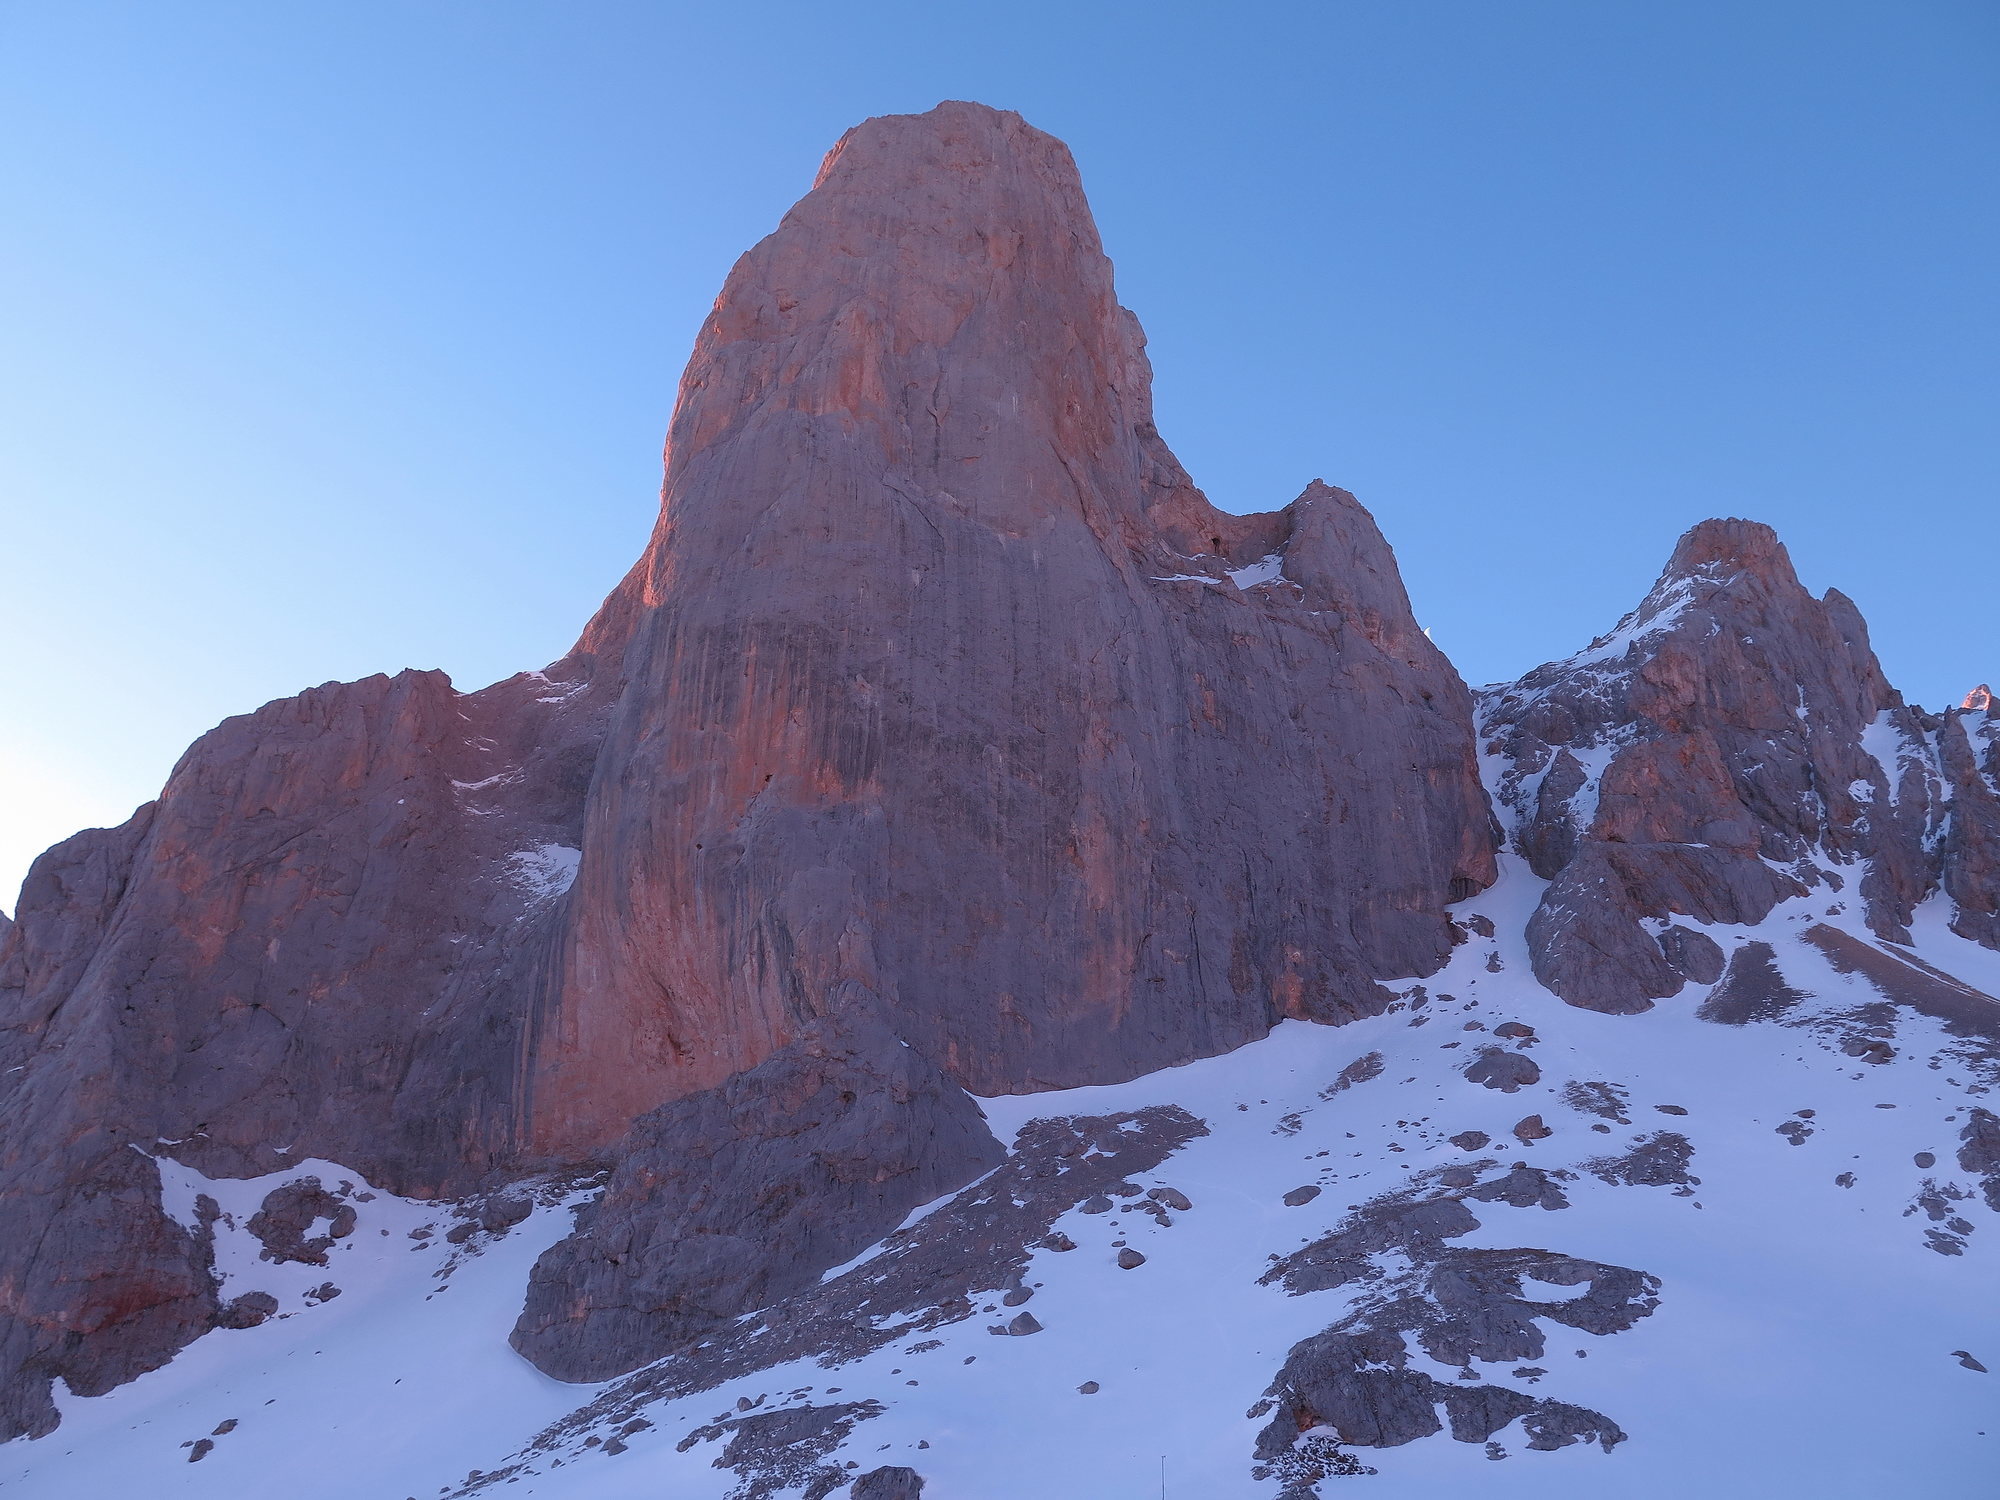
1484 515 1999 1013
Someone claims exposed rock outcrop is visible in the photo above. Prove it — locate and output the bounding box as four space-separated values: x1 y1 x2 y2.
1254 1167 1654 1473
1483 518 1998 1015
467 1106 1210 1489
1938 692 2000 947
511 1008 1003 1382
0 666 611 1436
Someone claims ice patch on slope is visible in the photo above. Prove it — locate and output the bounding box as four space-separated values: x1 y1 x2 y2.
509 844 581 901
1150 552 1288 591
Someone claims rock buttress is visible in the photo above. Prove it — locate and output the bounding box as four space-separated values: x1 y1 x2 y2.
530 101 1495 1154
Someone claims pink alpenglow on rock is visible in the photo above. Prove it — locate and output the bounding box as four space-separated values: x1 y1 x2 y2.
530 102 1497 1154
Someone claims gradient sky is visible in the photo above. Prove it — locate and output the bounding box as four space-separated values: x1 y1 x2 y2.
3 1 1995 911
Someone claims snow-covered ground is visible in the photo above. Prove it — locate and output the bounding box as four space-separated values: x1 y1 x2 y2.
3 858 1994 1498
0 1170 602 1498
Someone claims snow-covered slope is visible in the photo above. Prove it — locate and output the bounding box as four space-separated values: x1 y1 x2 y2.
6 852 1992 1498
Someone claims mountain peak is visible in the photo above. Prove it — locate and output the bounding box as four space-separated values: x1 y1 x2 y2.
811 100 1052 190
1662 516 1798 588
535 102 1494 1160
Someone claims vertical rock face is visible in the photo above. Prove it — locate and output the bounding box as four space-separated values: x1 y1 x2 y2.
529 101 1495 1153
0 665 612 1435
0 101 1495 1426
2 666 609 1194
1482 518 1999 1015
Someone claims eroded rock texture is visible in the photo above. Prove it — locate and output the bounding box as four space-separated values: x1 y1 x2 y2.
1483 518 2000 1015
465 1107 1210 1491
1939 695 2000 947
0 666 612 1436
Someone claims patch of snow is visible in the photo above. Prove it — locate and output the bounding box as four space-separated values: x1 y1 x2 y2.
1860 711 1916 806
1225 553 1285 589
1558 574 1700 672
507 844 581 902
452 772 520 793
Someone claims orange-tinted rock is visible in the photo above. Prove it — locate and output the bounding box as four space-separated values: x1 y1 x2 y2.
0 664 616 1433
530 102 1494 1151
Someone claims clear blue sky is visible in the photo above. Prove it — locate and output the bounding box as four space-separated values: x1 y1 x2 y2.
3 1 1995 911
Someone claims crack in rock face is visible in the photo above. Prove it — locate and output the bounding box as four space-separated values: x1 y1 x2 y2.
1252 1161 1666 1492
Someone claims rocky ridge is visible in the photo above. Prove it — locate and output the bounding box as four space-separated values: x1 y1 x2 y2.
1482 518 2000 1014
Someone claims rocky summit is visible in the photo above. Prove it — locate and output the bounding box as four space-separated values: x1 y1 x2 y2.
0 102 1992 1499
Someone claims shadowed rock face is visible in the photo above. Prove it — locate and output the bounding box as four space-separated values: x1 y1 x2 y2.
1482 518 2000 1015
510 1008 1004 1383
1938 696 2000 947
0 101 1494 1428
